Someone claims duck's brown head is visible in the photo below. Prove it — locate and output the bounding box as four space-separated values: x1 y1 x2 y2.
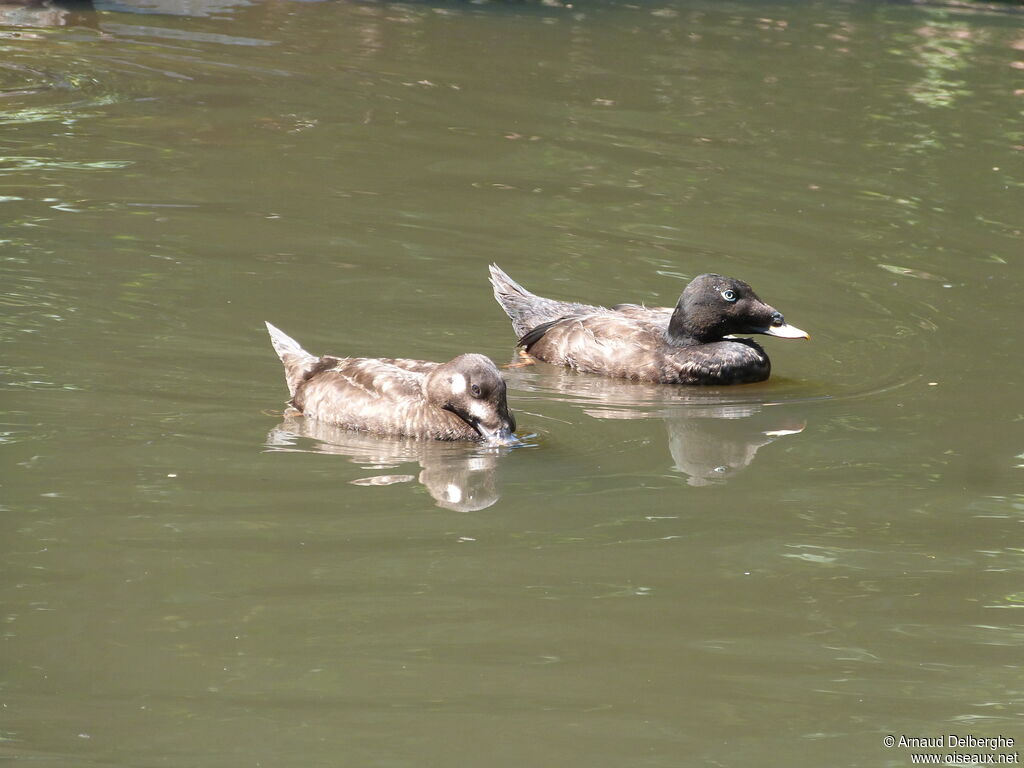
425 354 517 444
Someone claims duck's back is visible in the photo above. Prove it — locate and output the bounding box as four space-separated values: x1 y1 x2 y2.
609 303 674 323
293 357 476 440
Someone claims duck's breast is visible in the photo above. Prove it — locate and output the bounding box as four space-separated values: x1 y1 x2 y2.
662 339 770 384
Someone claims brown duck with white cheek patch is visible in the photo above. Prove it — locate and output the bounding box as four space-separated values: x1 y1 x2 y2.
489 265 809 385
266 322 516 443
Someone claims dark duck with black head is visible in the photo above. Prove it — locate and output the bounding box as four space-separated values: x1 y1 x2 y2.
488 265 809 385
266 322 516 443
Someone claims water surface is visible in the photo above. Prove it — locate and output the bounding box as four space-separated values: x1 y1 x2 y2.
2 1 1023 766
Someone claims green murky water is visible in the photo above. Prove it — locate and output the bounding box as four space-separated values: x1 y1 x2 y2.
2 1 1022 765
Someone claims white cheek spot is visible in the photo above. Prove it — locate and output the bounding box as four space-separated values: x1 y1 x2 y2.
445 483 463 504
451 373 466 394
469 401 490 421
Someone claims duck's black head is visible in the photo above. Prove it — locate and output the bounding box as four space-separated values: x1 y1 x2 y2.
425 354 517 444
666 274 809 345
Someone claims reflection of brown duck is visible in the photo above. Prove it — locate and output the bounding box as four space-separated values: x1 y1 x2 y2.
266 322 516 443
266 417 505 512
489 265 808 385
0 0 92 27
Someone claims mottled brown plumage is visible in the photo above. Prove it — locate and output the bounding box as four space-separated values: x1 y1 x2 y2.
489 265 808 385
266 322 516 442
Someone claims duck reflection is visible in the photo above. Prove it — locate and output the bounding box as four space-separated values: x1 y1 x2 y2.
510 366 805 486
266 416 506 511
0 0 92 27
661 405 805 486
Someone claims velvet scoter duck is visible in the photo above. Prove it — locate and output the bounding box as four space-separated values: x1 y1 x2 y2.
488 265 808 385
266 322 516 442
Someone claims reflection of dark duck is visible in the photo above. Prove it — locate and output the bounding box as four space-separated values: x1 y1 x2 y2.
504 367 805 486
266 417 504 512
489 265 808 385
663 408 805 486
266 322 516 443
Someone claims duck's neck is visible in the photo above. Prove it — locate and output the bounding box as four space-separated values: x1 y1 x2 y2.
665 307 705 346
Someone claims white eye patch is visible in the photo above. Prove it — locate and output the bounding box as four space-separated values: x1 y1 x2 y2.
451 373 467 394
445 483 463 505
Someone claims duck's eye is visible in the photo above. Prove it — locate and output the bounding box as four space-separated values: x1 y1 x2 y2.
720 289 737 302
470 383 482 397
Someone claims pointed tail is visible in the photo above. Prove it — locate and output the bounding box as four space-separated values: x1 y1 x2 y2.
488 264 594 338
488 264 549 337
488 263 535 306
265 321 318 398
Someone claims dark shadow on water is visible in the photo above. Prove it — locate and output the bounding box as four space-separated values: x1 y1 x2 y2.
265 416 519 512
